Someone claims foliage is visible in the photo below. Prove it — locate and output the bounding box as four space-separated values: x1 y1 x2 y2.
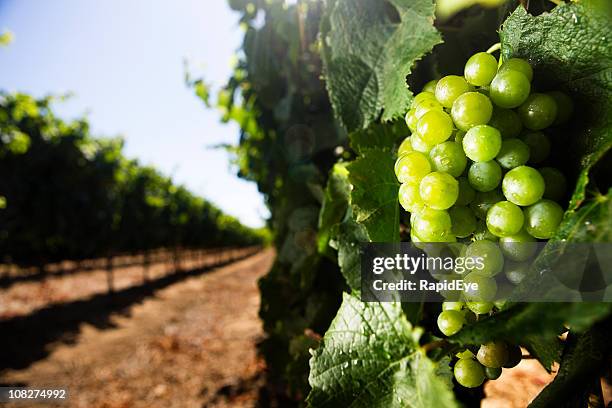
0 92 265 266
210 0 611 404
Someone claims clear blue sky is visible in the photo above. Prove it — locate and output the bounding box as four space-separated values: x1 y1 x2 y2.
0 0 269 228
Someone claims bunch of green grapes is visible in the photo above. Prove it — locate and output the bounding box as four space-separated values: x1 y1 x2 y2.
395 52 573 388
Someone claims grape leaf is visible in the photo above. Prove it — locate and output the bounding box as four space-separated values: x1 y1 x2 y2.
333 211 369 292
349 121 408 154
318 163 352 254
500 2 612 211
307 293 458 407
348 149 400 242
321 0 441 131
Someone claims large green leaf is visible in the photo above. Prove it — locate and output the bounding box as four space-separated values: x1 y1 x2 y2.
307 293 458 408
348 149 400 242
500 2 612 211
318 163 352 253
321 0 441 131
333 209 369 292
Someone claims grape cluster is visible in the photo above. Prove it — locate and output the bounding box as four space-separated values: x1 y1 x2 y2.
395 52 573 388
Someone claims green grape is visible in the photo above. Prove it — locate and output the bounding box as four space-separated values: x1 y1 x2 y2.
464 52 498 86
463 125 502 162
490 70 531 108
488 107 523 138
518 93 558 130
504 260 530 285
456 177 476 206
456 349 475 360
422 79 439 93
437 310 465 336
454 358 485 388
466 301 495 315
477 341 509 368
398 182 425 214
465 240 504 277
398 137 413 157
415 98 444 119
486 201 525 237
419 171 459 210
454 130 466 144
394 151 431 184
499 229 537 261
524 199 564 239
429 141 467 177
435 75 471 108
503 344 523 368
417 109 454 145
498 58 533 81
468 161 502 192
405 109 418 132
451 92 493 131
464 272 498 303
449 206 477 238
442 301 464 312
410 133 435 153
411 91 436 109
473 219 499 242
539 167 566 202
502 165 545 206
548 91 573 125
470 189 504 219
485 366 502 380
521 131 551 164
496 138 530 169
411 208 453 242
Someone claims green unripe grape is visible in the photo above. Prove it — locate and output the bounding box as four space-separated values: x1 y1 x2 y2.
504 260 530 285
429 142 467 177
419 171 459 210
463 125 502 162
398 137 413 157
454 130 466 144
454 358 485 388
442 301 464 312
412 208 453 242
411 91 436 109
548 91 574 125
485 366 503 380
524 199 564 239
496 138 530 169
405 109 418 132
451 92 493 131
464 52 498 86
521 131 551 164
422 79 439 93
498 58 533 82
470 189 504 219
473 219 499 242
465 240 504 277
499 229 537 261
477 341 509 368
435 75 472 108
437 310 465 336
486 201 525 237
456 349 475 360
449 206 477 238
503 344 523 368
417 109 454 145
411 133 435 153
502 165 545 206
394 151 431 184
456 177 476 206
539 167 566 202
399 182 425 214
518 93 558 130
490 70 531 108
468 161 502 192
488 107 523 138
415 98 443 119
466 301 495 315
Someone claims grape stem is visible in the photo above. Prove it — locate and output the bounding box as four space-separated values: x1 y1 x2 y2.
422 339 449 352
486 43 501 54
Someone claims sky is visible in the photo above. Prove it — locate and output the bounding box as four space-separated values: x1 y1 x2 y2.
0 0 269 228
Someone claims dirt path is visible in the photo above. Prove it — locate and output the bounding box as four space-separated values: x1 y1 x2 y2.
1 249 274 408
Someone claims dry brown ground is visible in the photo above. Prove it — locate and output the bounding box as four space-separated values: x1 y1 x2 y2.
1 249 274 408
